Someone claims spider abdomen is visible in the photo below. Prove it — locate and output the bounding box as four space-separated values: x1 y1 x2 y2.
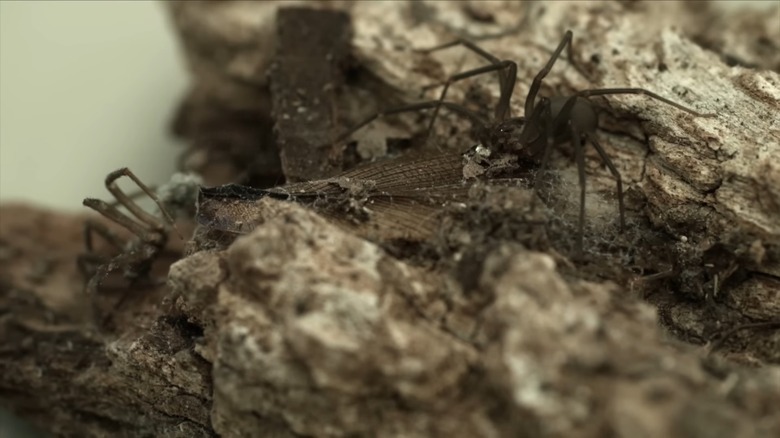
549 96 598 137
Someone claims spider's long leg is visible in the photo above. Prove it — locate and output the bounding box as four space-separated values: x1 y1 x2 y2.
571 120 586 256
709 319 780 353
423 61 517 134
563 36 591 83
577 88 716 117
418 39 504 63
104 168 181 239
420 38 530 123
83 198 148 239
417 38 508 97
108 186 158 207
84 186 155 254
545 95 627 244
585 133 625 230
529 98 554 212
334 100 489 145
546 95 603 253
526 31 574 118
78 219 125 279
518 96 551 151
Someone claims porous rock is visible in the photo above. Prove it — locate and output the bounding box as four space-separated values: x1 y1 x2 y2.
2 1 780 436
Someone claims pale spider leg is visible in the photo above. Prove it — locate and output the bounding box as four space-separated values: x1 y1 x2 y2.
82 198 148 238
104 168 182 240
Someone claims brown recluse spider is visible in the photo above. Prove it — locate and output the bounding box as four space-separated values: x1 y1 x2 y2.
335 30 715 253
78 168 181 324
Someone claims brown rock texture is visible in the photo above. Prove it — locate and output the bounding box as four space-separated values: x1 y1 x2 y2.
1 1 779 437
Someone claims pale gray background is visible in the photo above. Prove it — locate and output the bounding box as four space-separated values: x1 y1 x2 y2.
0 1 188 211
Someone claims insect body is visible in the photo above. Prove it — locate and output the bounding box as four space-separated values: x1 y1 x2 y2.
196 151 472 248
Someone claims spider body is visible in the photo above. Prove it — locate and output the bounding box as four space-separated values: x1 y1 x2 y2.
548 96 599 139
78 169 199 324
478 96 596 157
78 169 174 295
337 30 714 253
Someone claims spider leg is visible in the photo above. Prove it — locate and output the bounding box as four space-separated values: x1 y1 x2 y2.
81 195 167 266
418 38 516 119
529 98 554 212
108 185 159 207
418 38 505 73
709 319 780 353
104 168 181 240
549 95 621 251
584 132 625 230
83 197 149 239
563 35 591 83
334 100 489 145
570 120 586 256
78 219 125 279
525 30 574 117
518 95 551 152
83 186 155 260
418 39 507 92
577 88 716 117
83 219 124 253
423 61 517 135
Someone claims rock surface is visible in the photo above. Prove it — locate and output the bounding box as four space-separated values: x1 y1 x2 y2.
1 1 779 437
